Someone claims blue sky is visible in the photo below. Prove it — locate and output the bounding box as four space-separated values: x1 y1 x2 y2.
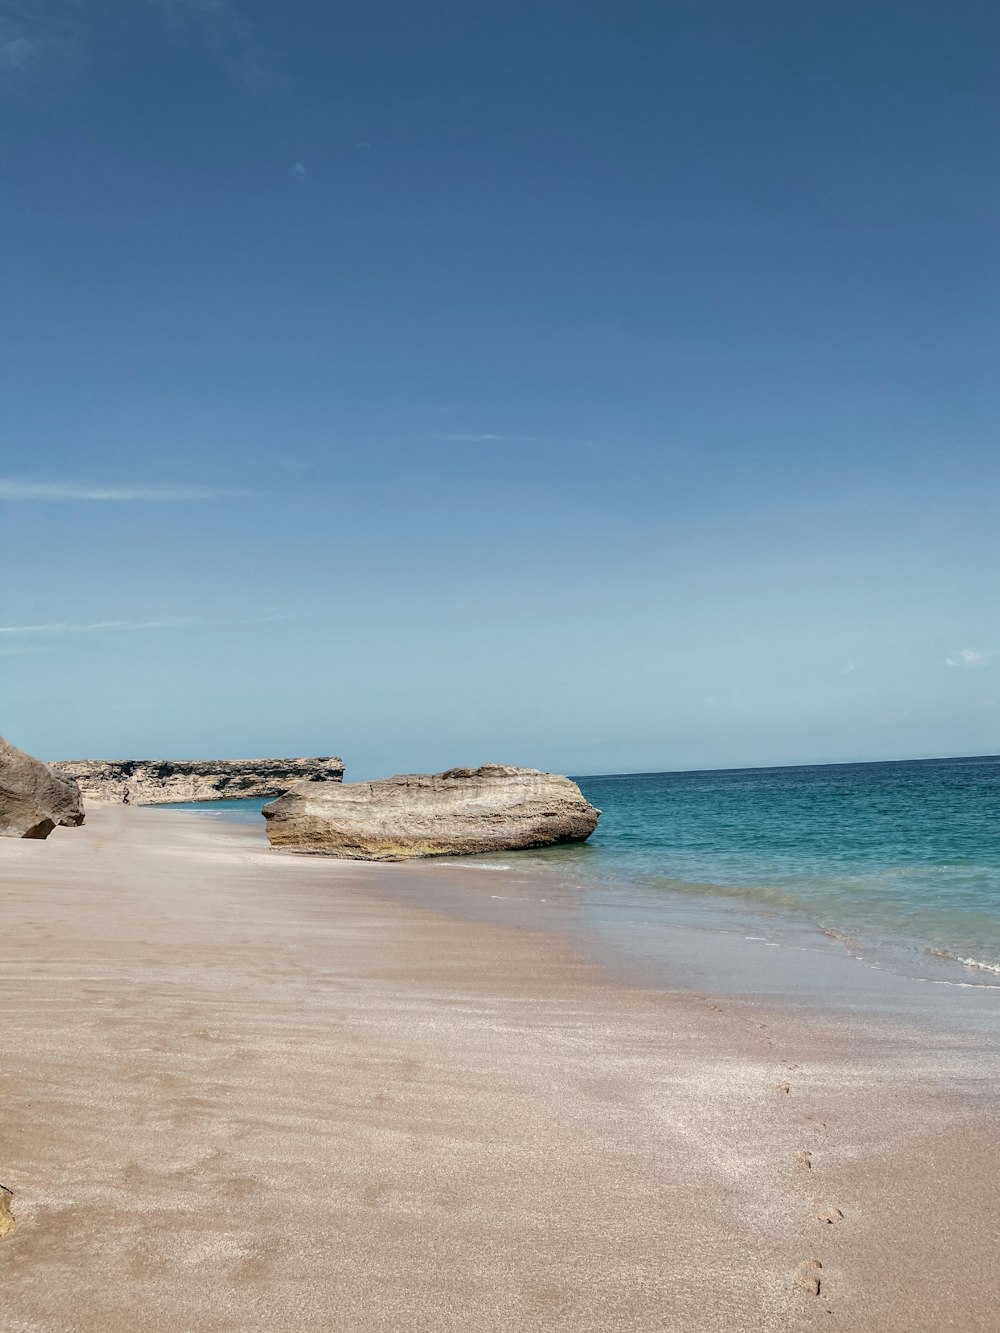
2 0 999 778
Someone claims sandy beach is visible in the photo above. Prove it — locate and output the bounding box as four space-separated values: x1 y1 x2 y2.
1 807 997 1332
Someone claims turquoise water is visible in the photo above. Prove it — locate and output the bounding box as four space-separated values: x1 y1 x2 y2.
569 757 1000 979
169 797 272 825
169 756 1000 981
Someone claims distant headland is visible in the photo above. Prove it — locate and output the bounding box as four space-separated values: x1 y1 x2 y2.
50 756 345 806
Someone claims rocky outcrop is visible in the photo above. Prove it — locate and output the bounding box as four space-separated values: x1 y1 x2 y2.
1 736 85 839
263 764 600 860
51 756 345 805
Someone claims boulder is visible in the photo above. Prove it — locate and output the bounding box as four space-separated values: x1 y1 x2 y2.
0 736 85 839
263 764 600 860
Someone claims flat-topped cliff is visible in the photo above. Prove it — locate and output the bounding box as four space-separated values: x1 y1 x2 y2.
51 756 345 805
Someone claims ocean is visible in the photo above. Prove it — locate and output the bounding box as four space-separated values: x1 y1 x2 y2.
168 755 1000 986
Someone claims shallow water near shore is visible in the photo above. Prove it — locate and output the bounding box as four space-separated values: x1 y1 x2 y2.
168 754 1000 992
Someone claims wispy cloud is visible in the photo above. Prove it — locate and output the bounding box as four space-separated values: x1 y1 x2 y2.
290 160 307 183
0 479 245 501
153 0 255 71
841 662 857 674
432 432 504 443
945 647 990 668
0 609 314 658
0 618 195 636
0 4 77 89
1 0 260 91
429 432 545 444
2 36 31 68
0 611 303 638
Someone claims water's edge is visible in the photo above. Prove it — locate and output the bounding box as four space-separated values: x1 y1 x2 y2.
160 755 1000 997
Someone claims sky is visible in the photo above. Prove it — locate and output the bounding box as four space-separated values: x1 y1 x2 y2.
2 0 999 779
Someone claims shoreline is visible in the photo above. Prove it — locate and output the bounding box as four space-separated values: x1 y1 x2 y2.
187 800 1000 1014
181 794 1000 997
1 807 997 1330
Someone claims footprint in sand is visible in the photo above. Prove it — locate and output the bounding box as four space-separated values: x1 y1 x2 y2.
0 1185 14 1239
775 1083 791 1095
790 1149 813 1169
798 1116 827 1133
816 1206 844 1224
792 1258 823 1295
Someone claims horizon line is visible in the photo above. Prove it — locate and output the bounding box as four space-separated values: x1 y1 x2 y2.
573 750 1000 780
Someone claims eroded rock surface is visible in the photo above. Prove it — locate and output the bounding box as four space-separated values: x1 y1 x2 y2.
0 736 85 839
51 756 345 805
263 763 600 860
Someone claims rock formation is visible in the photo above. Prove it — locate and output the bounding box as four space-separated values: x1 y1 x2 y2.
263 764 600 860
0 736 86 839
51 756 345 806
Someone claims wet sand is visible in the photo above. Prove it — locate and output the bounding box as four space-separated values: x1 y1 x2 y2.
0 807 996 1331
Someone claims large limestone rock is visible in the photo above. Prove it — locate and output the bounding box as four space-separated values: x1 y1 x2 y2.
263 764 600 860
0 736 85 839
50 756 345 805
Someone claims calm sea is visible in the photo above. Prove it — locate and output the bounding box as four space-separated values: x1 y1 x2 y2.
169 755 1000 984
